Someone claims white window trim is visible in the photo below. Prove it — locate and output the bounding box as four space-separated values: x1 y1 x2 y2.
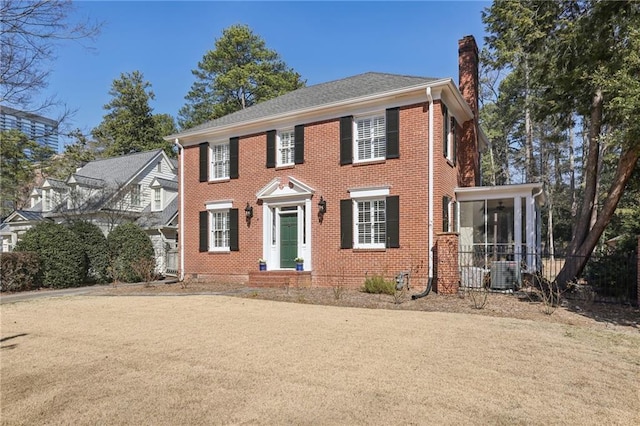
277 129 295 167
205 200 233 252
350 186 390 249
209 141 230 181
353 112 386 163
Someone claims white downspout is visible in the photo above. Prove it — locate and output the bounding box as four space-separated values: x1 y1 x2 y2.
427 87 435 281
174 138 185 282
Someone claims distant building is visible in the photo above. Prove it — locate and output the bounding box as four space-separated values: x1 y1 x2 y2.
0 105 59 153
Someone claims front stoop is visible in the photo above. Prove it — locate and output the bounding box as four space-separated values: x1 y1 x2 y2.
248 270 312 288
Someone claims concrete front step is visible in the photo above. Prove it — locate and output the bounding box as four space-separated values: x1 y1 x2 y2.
248 270 312 288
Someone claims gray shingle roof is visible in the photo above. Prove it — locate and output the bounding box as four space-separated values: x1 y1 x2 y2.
187 72 439 132
153 178 178 191
136 197 178 229
74 149 163 186
14 210 43 221
71 174 105 188
46 178 68 190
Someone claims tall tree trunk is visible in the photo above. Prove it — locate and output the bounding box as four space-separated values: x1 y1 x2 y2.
556 146 639 286
488 142 497 185
568 90 603 256
569 124 577 224
524 60 535 182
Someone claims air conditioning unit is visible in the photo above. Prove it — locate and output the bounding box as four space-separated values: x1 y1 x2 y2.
491 261 521 290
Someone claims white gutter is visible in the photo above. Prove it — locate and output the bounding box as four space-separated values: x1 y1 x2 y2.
426 87 434 280
174 138 185 282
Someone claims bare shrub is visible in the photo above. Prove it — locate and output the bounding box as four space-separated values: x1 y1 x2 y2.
130 257 156 287
468 287 489 309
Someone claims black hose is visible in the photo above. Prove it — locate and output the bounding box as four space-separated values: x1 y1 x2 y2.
411 277 433 300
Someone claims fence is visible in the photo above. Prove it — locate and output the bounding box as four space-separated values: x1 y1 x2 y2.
458 245 638 305
166 249 178 277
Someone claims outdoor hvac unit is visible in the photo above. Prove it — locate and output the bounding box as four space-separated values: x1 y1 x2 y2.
490 261 521 290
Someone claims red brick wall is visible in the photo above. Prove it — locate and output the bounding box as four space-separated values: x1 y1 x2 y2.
435 233 460 294
179 102 452 289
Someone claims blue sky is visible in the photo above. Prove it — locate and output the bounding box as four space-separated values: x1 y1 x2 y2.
44 1 490 150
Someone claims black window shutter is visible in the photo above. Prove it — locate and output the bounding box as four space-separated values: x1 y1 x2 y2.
386 195 400 248
229 137 239 179
199 142 208 182
266 130 276 168
442 104 448 157
294 124 304 164
199 211 208 252
451 117 457 165
386 107 399 159
340 116 353 165
229 208 239 251
442 196 450 232
340 199 352 249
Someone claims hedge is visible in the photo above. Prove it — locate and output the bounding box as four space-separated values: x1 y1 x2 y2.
14 221 86 288
107 223 155 283
0 252 40 292
66 221 110 284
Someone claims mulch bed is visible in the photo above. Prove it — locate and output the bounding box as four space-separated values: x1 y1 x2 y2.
94 281 640 332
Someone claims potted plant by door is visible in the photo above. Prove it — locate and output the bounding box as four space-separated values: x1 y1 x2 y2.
258 258 267 271
294 257 304 271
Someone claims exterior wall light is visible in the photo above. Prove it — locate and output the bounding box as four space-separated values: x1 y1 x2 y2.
245 202 254 219
318 196 327 214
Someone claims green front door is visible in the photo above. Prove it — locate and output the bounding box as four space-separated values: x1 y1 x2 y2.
280 214 297 268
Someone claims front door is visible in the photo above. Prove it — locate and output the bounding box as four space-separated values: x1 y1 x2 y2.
280 214 297 268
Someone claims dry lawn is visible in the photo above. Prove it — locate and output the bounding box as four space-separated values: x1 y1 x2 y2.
1 294 639 425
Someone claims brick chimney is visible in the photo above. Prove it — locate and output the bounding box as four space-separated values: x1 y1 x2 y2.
457 35 481 187
458 35 479 117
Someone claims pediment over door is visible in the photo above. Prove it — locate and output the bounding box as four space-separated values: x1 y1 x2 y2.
256 176 315 201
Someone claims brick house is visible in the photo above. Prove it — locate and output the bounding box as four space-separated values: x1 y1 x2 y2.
168 35 496 292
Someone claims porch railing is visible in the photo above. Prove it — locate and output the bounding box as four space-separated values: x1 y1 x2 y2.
458 246 638 305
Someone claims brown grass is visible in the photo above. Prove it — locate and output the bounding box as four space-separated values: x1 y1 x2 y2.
2 294 639 425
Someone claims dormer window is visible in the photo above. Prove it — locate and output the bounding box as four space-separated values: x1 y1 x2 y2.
43 190 51 211
152 188 162 211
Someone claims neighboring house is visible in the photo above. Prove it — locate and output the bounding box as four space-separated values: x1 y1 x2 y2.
0 149 178 276
167 35 544 292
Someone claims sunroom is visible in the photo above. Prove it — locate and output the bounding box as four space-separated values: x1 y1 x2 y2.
455 183 546 290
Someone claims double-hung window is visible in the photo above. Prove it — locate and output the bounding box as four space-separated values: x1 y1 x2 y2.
278 130 295 166
210 210 230 251
211 142 230 180
355 115 386 162
200 201 238 252
153 188 162 211
356 199 386 248
442 104 456 164
131 184 142 207
341 187 398 250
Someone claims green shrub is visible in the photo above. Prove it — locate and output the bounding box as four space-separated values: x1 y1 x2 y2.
362 274 396 295
14 222 86 288
0 252 41 292
107 223 155 283
67 221 110 284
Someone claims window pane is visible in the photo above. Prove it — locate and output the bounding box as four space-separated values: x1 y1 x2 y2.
356 116 385 161
212 144 229 179
279 131 295 165
211 211 230 248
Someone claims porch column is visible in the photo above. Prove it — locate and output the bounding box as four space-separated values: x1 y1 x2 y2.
526 194 536 271
435 232 460 294
514 196 522 270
